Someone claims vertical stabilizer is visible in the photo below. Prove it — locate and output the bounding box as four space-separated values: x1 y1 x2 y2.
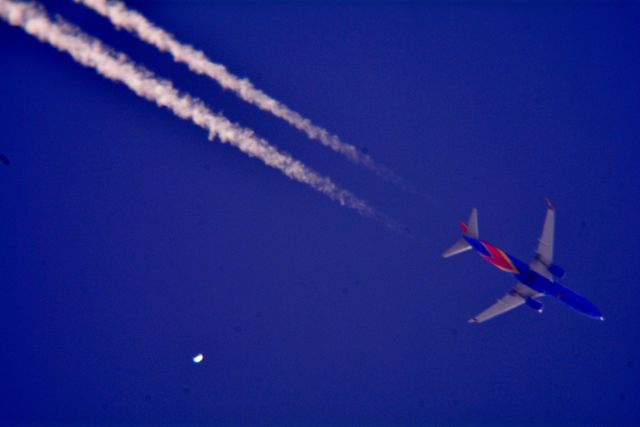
467 208 479 238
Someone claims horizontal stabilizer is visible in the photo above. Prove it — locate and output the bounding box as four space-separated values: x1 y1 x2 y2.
442 208 478 258
442 238 472 258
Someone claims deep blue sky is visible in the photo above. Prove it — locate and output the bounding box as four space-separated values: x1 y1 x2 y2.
1 1 639 426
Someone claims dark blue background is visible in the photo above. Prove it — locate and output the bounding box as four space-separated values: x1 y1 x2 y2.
1 1 639 425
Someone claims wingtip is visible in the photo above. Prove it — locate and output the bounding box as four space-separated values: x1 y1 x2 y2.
545 197 554 210
468 317 479 324
599 316 605 321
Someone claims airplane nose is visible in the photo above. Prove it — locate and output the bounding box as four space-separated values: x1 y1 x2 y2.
558 287 603 321
589 306 604 320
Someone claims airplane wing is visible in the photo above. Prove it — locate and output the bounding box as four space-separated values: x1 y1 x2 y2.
529 198 555 281
469 283 542 323
469 288 526 323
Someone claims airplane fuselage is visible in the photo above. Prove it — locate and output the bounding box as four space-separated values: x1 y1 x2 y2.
463 236 603 319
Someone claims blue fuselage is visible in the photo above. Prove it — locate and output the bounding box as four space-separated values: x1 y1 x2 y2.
463 236 603 319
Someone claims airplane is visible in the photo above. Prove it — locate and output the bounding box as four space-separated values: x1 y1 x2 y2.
443 199 604 323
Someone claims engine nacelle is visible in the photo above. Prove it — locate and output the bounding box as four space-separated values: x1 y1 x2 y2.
548 264 565 278
525 298 543 313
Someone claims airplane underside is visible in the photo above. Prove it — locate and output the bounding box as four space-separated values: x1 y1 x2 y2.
444 200 603 323
512 264 603 320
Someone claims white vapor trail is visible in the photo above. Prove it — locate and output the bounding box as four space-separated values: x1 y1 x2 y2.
0 0 394 225
76 0 404 184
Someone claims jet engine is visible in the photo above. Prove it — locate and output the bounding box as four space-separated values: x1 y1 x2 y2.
525 298 543 313
548 264 565 278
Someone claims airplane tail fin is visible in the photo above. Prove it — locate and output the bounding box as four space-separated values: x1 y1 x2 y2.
442 208 478 258
465 208 479 238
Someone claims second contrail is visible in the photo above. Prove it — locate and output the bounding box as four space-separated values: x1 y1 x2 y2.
76 0 406 185
1 0 397 227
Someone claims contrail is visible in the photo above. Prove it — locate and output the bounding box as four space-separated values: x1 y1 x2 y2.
0 0 395 226
75 0 405 185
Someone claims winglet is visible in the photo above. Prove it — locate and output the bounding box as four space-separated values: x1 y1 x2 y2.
545 197 554 211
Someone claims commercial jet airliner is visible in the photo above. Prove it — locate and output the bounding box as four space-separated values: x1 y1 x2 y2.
443 199 604 323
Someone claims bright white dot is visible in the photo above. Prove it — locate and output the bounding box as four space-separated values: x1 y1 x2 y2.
193 353 204 363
